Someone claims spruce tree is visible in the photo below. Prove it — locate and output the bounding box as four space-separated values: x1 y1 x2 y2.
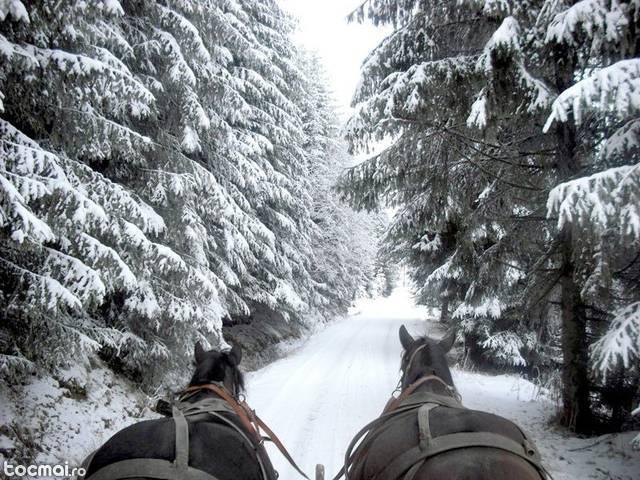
1 0 380 386
342 0 639 433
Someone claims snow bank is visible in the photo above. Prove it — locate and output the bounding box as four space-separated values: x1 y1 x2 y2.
0 360 155 473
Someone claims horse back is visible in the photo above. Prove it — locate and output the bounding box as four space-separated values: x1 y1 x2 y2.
360 406 544 480
85 416 266 480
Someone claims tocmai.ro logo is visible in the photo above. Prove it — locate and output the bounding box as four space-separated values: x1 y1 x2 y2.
2 461 86 478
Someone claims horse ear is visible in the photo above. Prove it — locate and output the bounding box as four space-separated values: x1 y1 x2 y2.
438 330 456 353
399 325 415 350
194 341 206 363
226 343 242 366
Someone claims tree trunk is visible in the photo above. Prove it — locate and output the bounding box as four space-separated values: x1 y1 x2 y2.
439 295 449 324
559 242 592 432
552 50 593 433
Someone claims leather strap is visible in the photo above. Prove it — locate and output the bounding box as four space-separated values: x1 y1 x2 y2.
399 391 462 410
383 376 460 414
181 384 262 443
402 462 422 480
84 458 219 480
337 406 422 480
401 345 427 384
417 404 436 450
182 384 310 480
252 408 310 480
377 431 545 480
173 406 189 478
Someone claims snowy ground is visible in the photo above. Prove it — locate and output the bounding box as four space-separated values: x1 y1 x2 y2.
247 288 640 480
0 360 153 469
1 288 637 479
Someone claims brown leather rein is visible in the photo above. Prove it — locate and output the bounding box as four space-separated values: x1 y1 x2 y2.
180 383 310 480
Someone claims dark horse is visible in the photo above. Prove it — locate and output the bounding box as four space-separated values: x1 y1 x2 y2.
80 343 278 480
337 326 551 480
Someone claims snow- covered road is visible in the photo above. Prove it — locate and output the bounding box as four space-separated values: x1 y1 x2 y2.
247 289 428 480
247 289 639 480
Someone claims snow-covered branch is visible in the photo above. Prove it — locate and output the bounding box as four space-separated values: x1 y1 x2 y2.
544 59 640 130
591 302 640 378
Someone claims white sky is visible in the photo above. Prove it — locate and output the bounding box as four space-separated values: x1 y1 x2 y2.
279 0 388 120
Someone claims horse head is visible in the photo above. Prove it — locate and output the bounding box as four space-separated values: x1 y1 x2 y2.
399 325 456 390
189 341 245 397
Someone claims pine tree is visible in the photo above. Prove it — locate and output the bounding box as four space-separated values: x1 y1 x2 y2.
0 0 186 375
1 0 380 386
298 51 382 316
339 0 556 370
342 0 639 433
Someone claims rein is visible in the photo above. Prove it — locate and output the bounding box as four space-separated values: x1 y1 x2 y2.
181 383 310 480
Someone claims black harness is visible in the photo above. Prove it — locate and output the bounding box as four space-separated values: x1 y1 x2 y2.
337 388 550 480
334 343 552 480
81 389 275 480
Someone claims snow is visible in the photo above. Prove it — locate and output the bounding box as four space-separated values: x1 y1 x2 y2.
473 15 553 116
124 280 161 318
459 0 512 16
604 119 640 160
0 0 28 23
486 16 521 52
0 172 55 243
0 361 153 473
412 233 442 253
480 331 529 366
467 89 488 128
477 16 521 74
591 302 640 378
101 0 124 17
44 247 107 307
159 5 211 64
545 0 628 46
181 125 201 153
547 164 640 238
2 290 637 479
247 288 639 480
274 280 306 312
544 59 640 130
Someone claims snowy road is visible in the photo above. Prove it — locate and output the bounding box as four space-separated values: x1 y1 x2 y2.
247 289 428 480
247 288 639 480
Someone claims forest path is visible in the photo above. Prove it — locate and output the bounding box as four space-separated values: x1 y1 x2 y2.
247 288 638 480
247 288 427 480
